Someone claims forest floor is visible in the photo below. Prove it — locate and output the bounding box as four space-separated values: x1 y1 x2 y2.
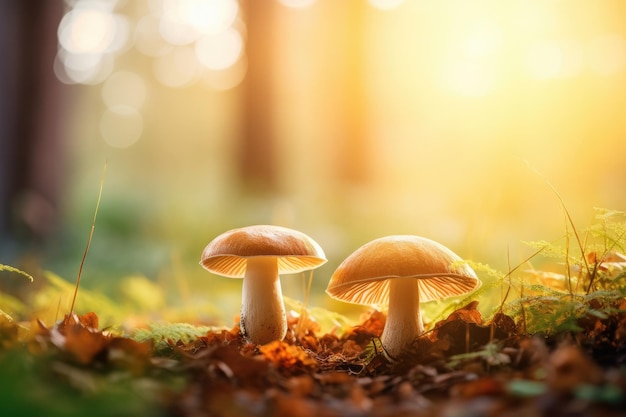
1 295 626 417
2 208 625 416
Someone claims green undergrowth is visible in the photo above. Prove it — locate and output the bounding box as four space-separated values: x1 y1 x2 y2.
1 207 625 345
130 297 357 355
509 207 626 335
0 264 33 321
132 322 220 353
443 207 626 336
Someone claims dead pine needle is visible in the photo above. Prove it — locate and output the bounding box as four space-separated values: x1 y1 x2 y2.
66 160 107 323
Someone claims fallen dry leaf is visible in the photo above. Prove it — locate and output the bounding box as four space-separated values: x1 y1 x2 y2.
6 299 626 417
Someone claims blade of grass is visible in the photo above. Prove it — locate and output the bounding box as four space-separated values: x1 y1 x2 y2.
495 245 545 316
524 160 591 292
67 160 107 321
295 269 315 338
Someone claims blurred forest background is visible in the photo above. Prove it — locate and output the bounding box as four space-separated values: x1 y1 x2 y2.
1 0 625 327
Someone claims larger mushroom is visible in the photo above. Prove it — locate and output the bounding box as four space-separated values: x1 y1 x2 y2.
200 225 327 345
326 235 480 358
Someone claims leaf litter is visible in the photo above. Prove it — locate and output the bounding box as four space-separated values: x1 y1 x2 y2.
2 291 626 417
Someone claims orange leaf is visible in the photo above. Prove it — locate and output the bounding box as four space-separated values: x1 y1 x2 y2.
63 325 109 365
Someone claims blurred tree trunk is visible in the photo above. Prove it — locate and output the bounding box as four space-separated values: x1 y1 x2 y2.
334 0 370 185
238 1 370 193
0 1 66 252
239 0 279 193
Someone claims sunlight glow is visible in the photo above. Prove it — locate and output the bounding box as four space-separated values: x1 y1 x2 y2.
159 8 197 45
58 8 116 54
278 0 317 8
101 71 148 109
159 0 239 44
186 0 239 35
202 55 247 90
100 105 144 149
195 28 243 70
56 0 244 89
527 40 583 80
368 0 404 10
150 0 244 88
56 1 129 84
134 15 172 57
511 1 558 38
58 0 626 321
59 48 104 72
153 46 200 87
588 34 626 76
441 23 502 96
527 41 563 80
457 25 503 59
443 60 496 97
54 49 114 85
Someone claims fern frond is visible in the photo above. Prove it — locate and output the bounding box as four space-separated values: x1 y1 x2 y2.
132 322 218 352
0 265 34 282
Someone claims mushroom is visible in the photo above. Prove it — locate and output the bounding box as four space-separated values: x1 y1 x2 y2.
325 235 480 358
200 225 327 345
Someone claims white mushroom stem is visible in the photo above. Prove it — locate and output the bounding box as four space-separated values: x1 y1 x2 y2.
240 257 287 344
380 278 424 358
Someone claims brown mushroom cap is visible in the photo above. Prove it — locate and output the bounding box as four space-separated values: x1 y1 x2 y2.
326 235 480 306
200 225 327 277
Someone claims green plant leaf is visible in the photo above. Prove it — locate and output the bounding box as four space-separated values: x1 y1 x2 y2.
507 380 547 397
575 383 624 404
284 296 354 335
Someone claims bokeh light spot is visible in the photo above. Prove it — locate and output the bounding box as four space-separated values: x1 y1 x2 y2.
278 0 317 9
102 71 148 109
202 54 247 90
195 28 243 70
153 46 200 87
58 8 116 54
159 0 199 45
56 1 129 85
158 0 239 45
186 0 239 35
54 49 114 85
134 15 173 57
100 105 144 149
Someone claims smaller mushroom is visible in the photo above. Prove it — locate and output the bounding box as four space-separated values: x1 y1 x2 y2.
326 235 480 358
200 225 327 345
